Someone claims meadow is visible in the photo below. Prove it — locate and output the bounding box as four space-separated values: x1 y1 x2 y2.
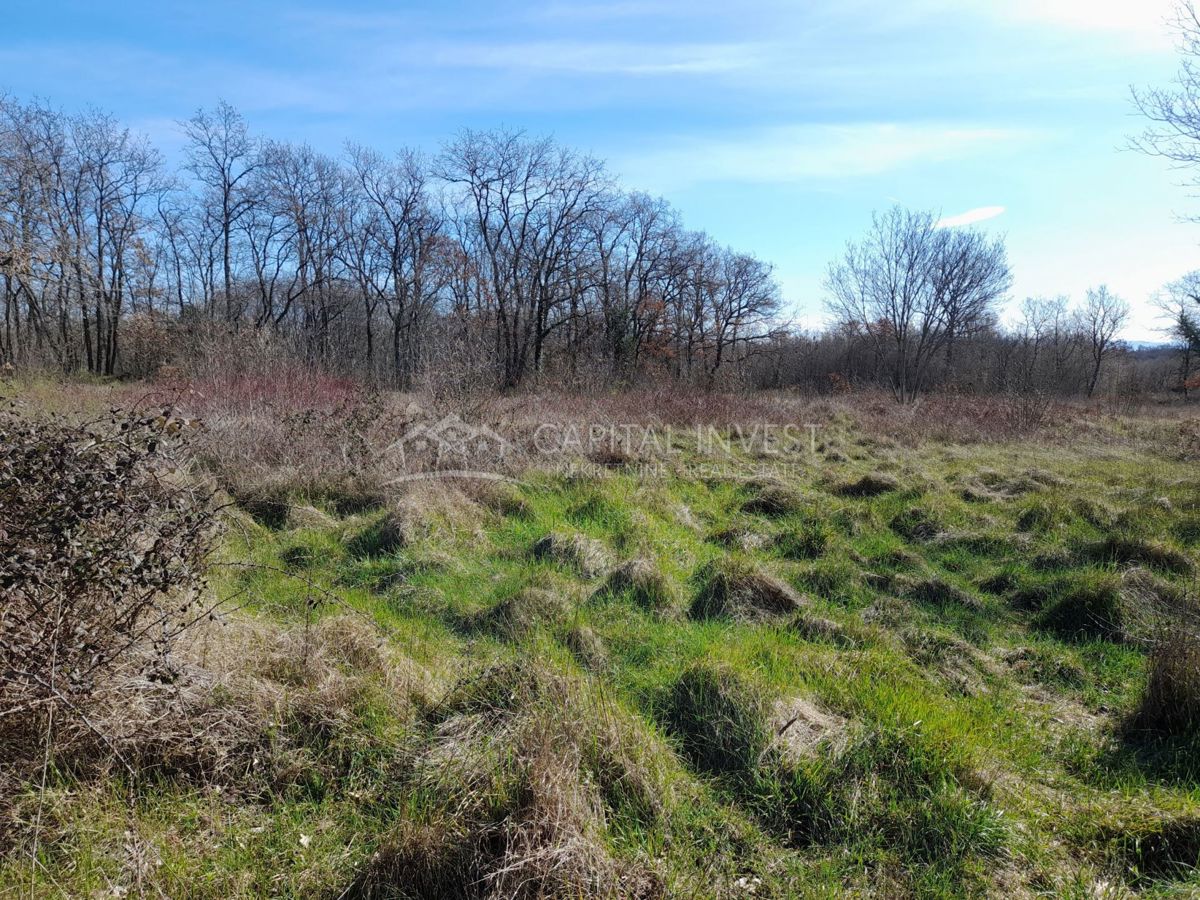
3 374 1200 898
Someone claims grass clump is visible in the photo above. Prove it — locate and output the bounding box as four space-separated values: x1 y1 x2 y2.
598 558 681 614
353 663 668 899
789 611 860 648
772 521 833 560
532 531 612 578
1101 813 1200 887
1035 572 1125 641
1088 535 1194 575
348 509 413 557
1130 629 1200 737
662 663 770 776
564 625 609 672
690 556 806 621
465 478 533 519
468 586 572 642
762 726 1005 888
901 575 982 612
889 506 944 543
231 480 293 529
740 480 804 517
834 472 900 498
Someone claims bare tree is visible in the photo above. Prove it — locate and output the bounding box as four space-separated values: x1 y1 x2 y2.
1133 4 1200 216
826 206 1009 402
1078 285 1130 397
181 101 259 322
931 226 1010 373
1156 271 1200 394
437 129 608 388
347 145 446 386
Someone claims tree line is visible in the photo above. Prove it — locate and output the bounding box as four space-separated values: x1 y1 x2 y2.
0 96 784 390
0 94 1170 399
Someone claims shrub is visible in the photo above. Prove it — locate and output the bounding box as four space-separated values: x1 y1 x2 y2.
0 409 217 762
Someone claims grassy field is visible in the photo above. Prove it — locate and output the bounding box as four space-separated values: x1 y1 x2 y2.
4 382 1200 898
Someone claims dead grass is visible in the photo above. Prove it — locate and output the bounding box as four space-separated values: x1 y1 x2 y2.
532 532 612 578
771 697 849 764
740 479 805 517
789 612 860 648
469 587 573 642
1131 629 1200 737
351 663 667 899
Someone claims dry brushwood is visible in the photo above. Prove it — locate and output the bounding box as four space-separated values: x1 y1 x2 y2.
0 407 219 768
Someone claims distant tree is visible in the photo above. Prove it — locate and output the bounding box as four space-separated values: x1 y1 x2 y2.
181 101 258 322
1157 271 1200 394
1077 285 1130 397
437 129 608 388
825 206 1009 402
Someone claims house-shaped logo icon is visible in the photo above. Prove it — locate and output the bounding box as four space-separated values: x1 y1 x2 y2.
387 414 510 471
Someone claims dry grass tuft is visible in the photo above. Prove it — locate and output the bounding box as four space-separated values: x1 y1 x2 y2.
1090 536 1195 576
532 532 612 578
709 524 770 553
889 506 945 543
462 479 533 520
690 557 806 621
789 612 859 648
900 628 996 697
565 625 609 672
771 697 848 764
1130 629 1200 737
900 576 983 611
349 483 482 556
740 479 805 517
0 612 425 839
352 663 667 899
469 587 573 642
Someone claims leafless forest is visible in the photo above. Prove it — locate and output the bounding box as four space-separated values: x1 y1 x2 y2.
1 95 1187 402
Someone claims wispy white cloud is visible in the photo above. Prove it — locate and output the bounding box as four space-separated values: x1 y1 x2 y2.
613 123 1034 190
936 205 1006 228
427 40 762 75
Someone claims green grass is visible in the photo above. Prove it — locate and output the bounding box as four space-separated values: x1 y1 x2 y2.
7 415 1200 897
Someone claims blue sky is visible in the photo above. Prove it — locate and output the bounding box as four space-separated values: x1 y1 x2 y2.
4 0 1196 339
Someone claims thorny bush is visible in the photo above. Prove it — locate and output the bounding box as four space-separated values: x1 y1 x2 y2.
0 406 218 762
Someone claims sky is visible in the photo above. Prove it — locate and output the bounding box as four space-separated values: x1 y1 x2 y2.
4 0 1198 340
